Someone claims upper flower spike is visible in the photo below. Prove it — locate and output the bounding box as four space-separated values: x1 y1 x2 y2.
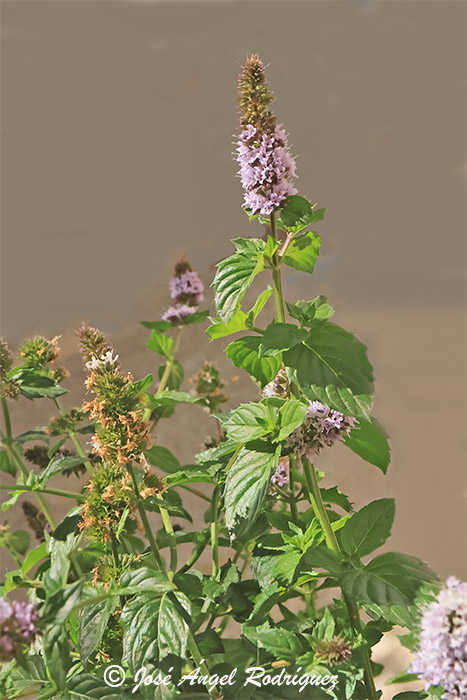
236 55 298 216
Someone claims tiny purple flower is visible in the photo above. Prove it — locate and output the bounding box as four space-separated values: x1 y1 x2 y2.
162 304 197 326
285 401 357 458
0 597 39 661
271 458 290 488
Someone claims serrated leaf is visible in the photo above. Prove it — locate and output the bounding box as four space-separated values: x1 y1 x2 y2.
226 336 282 387
224 445 280 534
147 331 173 358
339 499 395 557
344 418 391 473
282 231 321 273
300 545 347 575
284 321 374 398
243 622 302 661
343 552 438 606
207 307 248 340
221 402 275 442
304 384 373 420
213 239 265 322
78 597 117 666
121 592 190 671
277 195 324 233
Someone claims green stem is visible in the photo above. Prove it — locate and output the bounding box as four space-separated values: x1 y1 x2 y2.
187 632 219 700
301 457 378 700
155 327 184 398
127 463 165 571
181 484 211 502
53 398 94 475
270 212 286 323
210 487 220 580
7 445 56 530
1 397 12 438
160 506 177 578
179 531 210 574
0 483 85 501
288 455 299 523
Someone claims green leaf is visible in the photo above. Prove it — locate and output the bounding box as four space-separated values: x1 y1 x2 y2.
284 321 374 397
261 323 308 351
277 400 308 441
41 455 87 482
300 545 347 575
226 336 282 387
221 402 275 442
243 622 302 662
212 238 266 323
16 370 68 399
119 567 176 595
320 487 353 513
304 384 373 420
343 552 438 606
144 446 181 473
43 624 71 690
207 288 273 341
207 307 248 340
282 231 322 274
133 374 154 395
165 467 214 486
121 592 190 671
344 418 391 473
386 671 420 685
147 330 173 358
8 529 30 556
339 499 395 557
141 320 172 332
61 673 139 699
0 450 16 477
78 597 117 666
180 309 209 326
277 195 324 234
224 445 280 534
286 296 334 326
21 542 47 576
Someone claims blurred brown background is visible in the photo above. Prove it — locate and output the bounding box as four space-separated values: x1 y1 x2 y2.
1 0 466 694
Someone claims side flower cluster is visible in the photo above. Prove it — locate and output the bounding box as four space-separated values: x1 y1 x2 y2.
190 362 229 413
411 577 467 699
270 457 290 488
236 55 297 216
162 257 204 326
0 598 39 662
286 401 357 459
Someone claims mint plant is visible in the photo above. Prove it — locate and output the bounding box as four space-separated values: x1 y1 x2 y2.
0 54 463 700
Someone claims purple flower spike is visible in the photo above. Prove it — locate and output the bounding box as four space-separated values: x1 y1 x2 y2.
162 304 197 326
271 458 290 488
236 125 297 217
411 577 467 699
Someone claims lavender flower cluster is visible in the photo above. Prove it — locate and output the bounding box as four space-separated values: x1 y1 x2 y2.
286 401 357 459
0 598 39 661
411 577 467 699
236 124 297 217
162 259 204 325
